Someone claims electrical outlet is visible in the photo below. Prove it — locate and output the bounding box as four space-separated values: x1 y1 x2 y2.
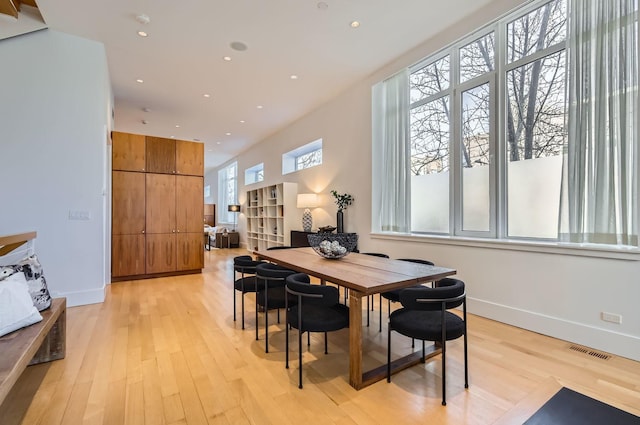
601 312 622 324
69 210 91 221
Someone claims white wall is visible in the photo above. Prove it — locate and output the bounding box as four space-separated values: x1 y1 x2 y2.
0 29 111 307
217 0 640 361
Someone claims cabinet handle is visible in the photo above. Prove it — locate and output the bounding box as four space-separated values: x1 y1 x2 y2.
177 230 180 233
172 230 175 233
142 230 145 234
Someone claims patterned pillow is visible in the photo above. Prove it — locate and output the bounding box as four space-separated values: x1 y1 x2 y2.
0 254 52 311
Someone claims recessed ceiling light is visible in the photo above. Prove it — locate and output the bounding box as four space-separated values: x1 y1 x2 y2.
170 136 175 138
290 75 298 80
193 138 200 141
142 107 150 112
136 79 144 83
208 149 213 152
225 132 231 136
223 56 232 61
141 119 148 125
203 94 211 98
257 105 263 109
317 2 328 10
230 41 248 51
216 142 221 145
175 125 180 128
240 120 245 123
137 31 148 37
350 20 361 28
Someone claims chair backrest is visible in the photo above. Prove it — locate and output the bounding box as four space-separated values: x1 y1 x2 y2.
399 278 465 311
285 273 339 307
256 263 296 287
397 258 435 266
234 255 265 274
361 252 389 258
267 246 293 250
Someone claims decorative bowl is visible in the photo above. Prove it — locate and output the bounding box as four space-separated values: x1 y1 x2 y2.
307 233 358 259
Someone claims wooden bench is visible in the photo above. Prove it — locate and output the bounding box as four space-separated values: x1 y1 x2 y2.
0 298 66 406
0 232 67 406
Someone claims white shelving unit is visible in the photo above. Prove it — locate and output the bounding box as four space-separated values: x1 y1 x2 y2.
245 182 298 251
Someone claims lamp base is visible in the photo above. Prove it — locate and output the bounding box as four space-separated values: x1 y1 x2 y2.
302 209 312 232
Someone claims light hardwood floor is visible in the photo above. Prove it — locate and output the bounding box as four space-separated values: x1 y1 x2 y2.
2 248 639 424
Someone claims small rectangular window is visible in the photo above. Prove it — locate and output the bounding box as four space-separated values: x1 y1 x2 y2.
283 139 323 174
245 163 264 185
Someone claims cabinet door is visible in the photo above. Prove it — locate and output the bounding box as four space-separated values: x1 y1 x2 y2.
112 171 146 235
146 174 176 234
176 140 204 176
112 132 146 172
146 136 176 174
112 234 145 277
177 233 204 271
176 175 203 234
146 234 176 274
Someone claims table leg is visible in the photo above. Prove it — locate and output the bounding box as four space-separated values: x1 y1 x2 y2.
348 289 363 389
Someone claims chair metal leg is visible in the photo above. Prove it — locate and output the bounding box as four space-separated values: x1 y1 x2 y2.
421 340 425 363
241 292 246 329
441 338 447 406
387 326 392 382
285 312 290 369
379 294 382 332
324 332 328 354
366 297 370 327
307 332 310 347
233 290 236 322
298 329 303 389
265 288 269 353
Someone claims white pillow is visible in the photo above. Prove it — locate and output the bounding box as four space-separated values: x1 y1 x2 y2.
0 272 43 337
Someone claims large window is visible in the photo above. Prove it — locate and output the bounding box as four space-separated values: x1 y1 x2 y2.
374 0 638 248
218 161 237 224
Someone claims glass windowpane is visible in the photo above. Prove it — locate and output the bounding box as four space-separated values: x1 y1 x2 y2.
410 56 450 103
460 33 495 82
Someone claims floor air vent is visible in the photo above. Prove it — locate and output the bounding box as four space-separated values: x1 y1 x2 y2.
568 344 611 360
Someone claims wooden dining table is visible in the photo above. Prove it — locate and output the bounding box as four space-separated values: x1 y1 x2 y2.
254 247 457 390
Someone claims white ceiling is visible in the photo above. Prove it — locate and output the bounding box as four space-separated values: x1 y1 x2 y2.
2 0 493 172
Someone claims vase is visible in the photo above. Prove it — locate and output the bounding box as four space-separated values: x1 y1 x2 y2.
336 210 344 233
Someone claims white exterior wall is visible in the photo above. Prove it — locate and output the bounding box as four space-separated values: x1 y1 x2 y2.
0 29 112 306
220 0 640 361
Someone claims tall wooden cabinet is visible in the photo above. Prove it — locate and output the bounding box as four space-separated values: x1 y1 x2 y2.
246 182 297 251
111 131 204 280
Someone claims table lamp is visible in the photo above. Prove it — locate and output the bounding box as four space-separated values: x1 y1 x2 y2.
297 194 318 232
228 204 240 231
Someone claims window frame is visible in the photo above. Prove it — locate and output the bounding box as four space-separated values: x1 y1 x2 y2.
282 138 323 174
218 161 237 224
390 0 574 242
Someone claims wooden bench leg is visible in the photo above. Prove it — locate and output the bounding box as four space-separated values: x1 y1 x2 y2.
29 307 66 365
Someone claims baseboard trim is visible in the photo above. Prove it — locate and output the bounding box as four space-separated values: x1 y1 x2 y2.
468 297 640 362
50 285 106 307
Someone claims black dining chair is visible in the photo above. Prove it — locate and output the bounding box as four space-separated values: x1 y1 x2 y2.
379 258 435 332
387 278 468 406
255 262 297 353
361 252 389 327
285 273 350 389
233 255 266 329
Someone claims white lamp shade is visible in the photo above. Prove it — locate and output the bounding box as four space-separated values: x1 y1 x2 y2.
297 193 318 209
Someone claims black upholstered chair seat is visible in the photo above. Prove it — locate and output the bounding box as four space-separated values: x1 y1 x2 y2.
257 286 296 310
288 304 349 332
234 276 259 293
387 278 468 406
233 255 267 330
256 262 297 352
285 273 350 388
389 309 465 341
